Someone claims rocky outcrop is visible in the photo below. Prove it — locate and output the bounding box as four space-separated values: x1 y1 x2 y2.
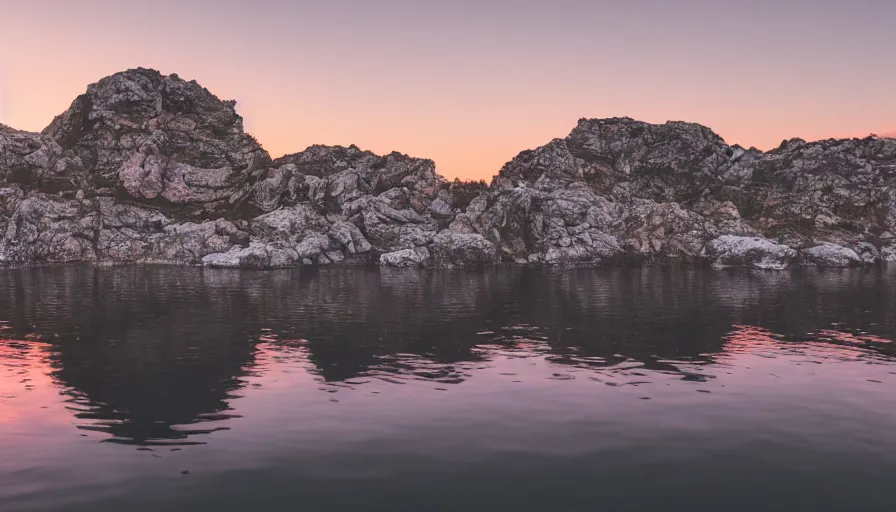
1 68 895 269
459 117 895 268
429 231 497 267
882 243 896 262
379 247 431 268
799 243 864 268
702 235 797 270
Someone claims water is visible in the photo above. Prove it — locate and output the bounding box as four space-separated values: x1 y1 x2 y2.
1 265 895 512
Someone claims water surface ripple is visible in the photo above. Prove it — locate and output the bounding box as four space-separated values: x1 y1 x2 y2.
1 265 895 511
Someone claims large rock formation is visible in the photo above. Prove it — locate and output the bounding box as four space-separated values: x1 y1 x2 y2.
1 68 895 269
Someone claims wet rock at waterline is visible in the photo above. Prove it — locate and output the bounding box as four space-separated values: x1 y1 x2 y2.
799 243 864 268
702 235 797 270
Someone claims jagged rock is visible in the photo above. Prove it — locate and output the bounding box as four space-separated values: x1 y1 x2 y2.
0 186 25 236
2 69 895 269
254 145 449 257
0 196 97 264
429 232 497 267
855 242 881 264
294 234 333 261
799 243 864 267
734 136 896 247
328 221 372 255
0 188 253 265
468 117 893 267
38 68 270 220
429 197 453 218
702 235 797 270
882 243 896 262
150 221 235 262
379 247 431 268
264 144 442 213
250 205 330 243
563 117 737 203
622 201 717 259
468 184 624 264
202 242 299 269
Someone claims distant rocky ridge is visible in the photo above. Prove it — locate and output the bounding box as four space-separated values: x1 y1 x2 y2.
1 68 894 269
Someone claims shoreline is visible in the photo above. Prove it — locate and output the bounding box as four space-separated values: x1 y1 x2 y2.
0 257 891 272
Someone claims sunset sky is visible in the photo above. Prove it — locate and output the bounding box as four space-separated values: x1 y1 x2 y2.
1 0 894 180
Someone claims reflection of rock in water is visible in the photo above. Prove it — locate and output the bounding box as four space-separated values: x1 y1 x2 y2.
264 266 896 379
0 265 893 445
0 266 263 445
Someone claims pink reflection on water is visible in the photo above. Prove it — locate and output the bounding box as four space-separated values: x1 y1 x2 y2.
0 323 894 450
721 325 894 365
0 338 64 427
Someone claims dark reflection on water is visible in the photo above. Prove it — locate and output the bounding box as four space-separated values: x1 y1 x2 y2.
1 265 896 511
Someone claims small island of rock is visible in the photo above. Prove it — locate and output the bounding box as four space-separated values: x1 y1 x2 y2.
1 68 894 269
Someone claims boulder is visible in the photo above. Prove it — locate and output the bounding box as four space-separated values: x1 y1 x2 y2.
379 247 431 268
702 235 797 270
799 243 864 267
881 243 896 262
429 232 498 267
855 242 881 264
202 242 299 269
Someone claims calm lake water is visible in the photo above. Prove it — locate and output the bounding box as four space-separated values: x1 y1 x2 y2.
1 265 895 511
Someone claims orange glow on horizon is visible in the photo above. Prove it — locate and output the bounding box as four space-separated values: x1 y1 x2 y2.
3 70 892 183
4 80 892 183
2 2 894 181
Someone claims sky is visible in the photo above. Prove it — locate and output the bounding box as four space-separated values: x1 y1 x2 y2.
1 0 894 180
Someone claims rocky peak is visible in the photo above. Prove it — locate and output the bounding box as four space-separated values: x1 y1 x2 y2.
566 117 729 157
28 68 271 220
43 68 249 146
494 117 735 205
567 117 732 202
272 144 437 187
0 123 24 135
493 139 586 189
253 145 443 214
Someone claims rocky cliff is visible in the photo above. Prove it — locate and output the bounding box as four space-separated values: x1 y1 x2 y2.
1 68 894 269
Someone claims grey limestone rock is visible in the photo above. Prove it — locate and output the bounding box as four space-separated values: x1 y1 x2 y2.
379 247 431 268
429 231 497 267
202 242 299 269
881 243 896 262
2 70 896 269
799 243 864 267
702 235 797 270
